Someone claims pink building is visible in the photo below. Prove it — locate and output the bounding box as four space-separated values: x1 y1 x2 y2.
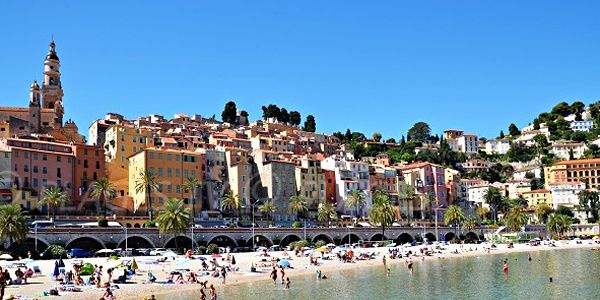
401 162 448 219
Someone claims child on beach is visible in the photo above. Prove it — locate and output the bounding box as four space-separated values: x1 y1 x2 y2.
270 267 278 284
284 277 290 290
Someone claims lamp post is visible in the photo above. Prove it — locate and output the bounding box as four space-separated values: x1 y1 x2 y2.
114 215 128 257
34 224 38 252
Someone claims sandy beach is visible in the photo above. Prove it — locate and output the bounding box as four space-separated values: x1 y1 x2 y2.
2 240 598 300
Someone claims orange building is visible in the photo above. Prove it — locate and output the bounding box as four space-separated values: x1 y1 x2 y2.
545 158 600 189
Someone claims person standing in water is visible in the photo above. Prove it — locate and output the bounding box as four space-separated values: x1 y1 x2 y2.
284 277 291 290
503 260 509 274
270 267 278 285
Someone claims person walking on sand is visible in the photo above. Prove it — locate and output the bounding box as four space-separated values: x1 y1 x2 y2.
280 267 286 284
383 255 387 266
270 267 278 285
210 284 218 300
284 277 290 290
200 288 207 300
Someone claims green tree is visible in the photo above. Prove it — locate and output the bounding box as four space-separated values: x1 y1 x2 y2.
476 207 490 222
346 189 366 218
483 187 503 223
221 191 241 216
385 138 396 144
288 195 308 220
551 101 572 117
89 177 116 215
303 115 317 132
40 186 68 222
369 190 395 242
499 130 505 139
0 204 28 244
183 176 200 220
547 213 572 239
156 198 191 250
317 202 337 225
135 170 159 220
578 190 600 221
583 144 600 158
508 123 520 136
258 200 275 225
462 217 477 232
289 111 302 126
372 132 382 142
407 122 431 142
221 101 237 124
444 205 465 232
534 203 554 224
504 208 529 231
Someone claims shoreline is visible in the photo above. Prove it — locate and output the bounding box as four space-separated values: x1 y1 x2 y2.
125 241 598 300
2 241 596 300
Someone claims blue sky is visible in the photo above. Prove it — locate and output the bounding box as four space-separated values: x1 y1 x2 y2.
1 1 600 140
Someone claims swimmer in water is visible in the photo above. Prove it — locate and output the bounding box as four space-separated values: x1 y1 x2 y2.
503 260 509 273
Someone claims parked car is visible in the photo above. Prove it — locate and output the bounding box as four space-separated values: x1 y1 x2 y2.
150 248 169 256
68 248 92 258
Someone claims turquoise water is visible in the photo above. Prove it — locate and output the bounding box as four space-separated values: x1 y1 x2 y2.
173 248 600 299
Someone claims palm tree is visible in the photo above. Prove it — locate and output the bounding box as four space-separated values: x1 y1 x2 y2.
547 213 572 239
444 205 465 233
345 190 366 218
288 195 308 221
40 186 67 222
508 196 528 209
462 217 477 232
369 190 395 242
534 204 554 224
89 177 116 215
418 193 434 220
258 200 275 225
0 204 28 244
578 190 600 221
221 191 241 216
476 207 490 222
317 202 337 226
483 187 503 223
504 208 529 231
398 183 415 222
156 198 191 251
135 170 159 220
183 176 200 221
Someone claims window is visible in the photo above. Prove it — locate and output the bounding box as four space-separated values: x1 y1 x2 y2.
167 154 172 160
24 152 29 159
149 152 154 159
176 185 181 193
176 155 180 162
96 161 100 169
33 153 38 160
148 168 154 176
120 135 125 141
121 145 125 152
57 168 61 178
167 168 172 177
158 168 163 176
167 185 172 193
184 170 189 178
95 150 99 156
33 166 38 173
24 165 29 172
33 178 38 187
57 156 61 162
83 160 88 168
139 137 145 143
132 136 137 142
42 166 47 174
14 151 18 158
176 169 180 177
158 153 163 160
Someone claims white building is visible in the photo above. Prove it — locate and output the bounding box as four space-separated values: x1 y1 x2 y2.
548 182 586 219
515 128 550 146
321 156 371 216
570 120 594 132
459 179 487 201
550 141 587 160
483 139 510 155
457 134 478 154
513 166 542 181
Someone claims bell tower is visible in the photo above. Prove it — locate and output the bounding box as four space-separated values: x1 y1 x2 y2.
28 80 41 133
41 40 64 127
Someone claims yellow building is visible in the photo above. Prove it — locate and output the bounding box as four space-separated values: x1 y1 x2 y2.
128 147 205 216
295 155 325 214
521 189 553 208
225 148 252 211
104 124 154 198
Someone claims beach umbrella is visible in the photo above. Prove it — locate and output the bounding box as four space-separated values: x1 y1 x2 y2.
316 247 327 253
277 260 291 268
211 253 222 258
162 251 178 259
197 256 207 261
0 254 13 260
131 258 139 270
106 259 123 269
231 255 236 265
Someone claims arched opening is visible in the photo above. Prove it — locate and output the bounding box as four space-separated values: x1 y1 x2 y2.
165 236 194 250
67 237 105 251
133 224 141 228
396 233 414 245
425 232 437 242
370 233 387 242
248 235 272 248
118 236 154 249
444 232 457 242
8 238 49 257
311 234 334 244
340 234 361 245
207 235 237 248
465 232 478 243
280 235 301 247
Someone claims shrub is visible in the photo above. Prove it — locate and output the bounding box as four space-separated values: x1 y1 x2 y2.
291 221 302 228
144 220 156 228
293 240 310 250
97 217 109 227
228 223 236 228
48 245 67 259
197 246 207 255
207 243 219 254
315 240 327 248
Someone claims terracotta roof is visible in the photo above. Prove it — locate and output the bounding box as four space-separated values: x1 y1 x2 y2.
522 189 550 194
555 158 600 165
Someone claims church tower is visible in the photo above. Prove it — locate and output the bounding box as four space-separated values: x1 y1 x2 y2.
41 40 64 127
28 80 41 133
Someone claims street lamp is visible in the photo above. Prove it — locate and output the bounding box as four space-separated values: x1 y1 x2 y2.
242 203 256 250
114 216 128 257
